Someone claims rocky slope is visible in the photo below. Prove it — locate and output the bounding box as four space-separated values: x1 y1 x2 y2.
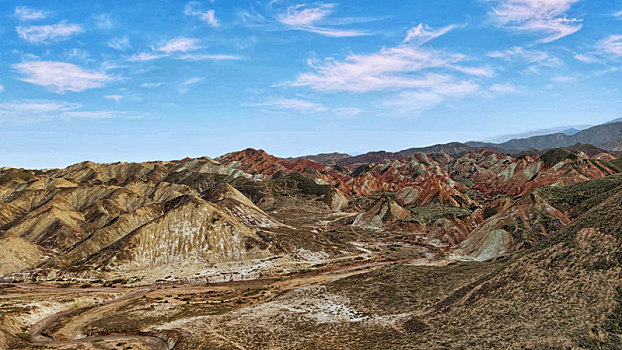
0 158 286 280
216 146 618 258
287 152 351 165
0 143 619 281
1 146 622 349
170 175 622 349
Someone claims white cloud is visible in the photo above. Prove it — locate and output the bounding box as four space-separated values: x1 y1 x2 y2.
129 38 236 62
402 23 455 45
594 66 619 75
184 2 220 27
490 83 517 93
451 65 494 77
178 77 203 94
105 95 123 102
64 48 89 60
156 37 200 53
491 0 582 42
93 14 115 30
613 10 622 18
488 46 550 62
278 3 367 37
279 4 334 26
140 82 164 88
178 54 243 61
571 35 622 65
248 98 365 116
0 86 4 93
108 36 130 51
0 100 133 122
13 61 115 93
14 6 47 21
282 25 492 115
129 52 168 61
551 75 576 82
384 81 480 115
572 52 600 63
488 46 560 73
332 107 364 117
289 46 486 93
598 35 622 57
17 23 83 44
249 98 329 113
182 77 203 85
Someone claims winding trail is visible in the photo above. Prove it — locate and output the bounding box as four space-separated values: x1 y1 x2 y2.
24 286 173 349
10 245 442 349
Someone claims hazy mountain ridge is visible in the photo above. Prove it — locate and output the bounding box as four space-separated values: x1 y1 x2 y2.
294 121 622 167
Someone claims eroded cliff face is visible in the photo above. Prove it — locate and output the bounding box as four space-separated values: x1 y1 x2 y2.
78 196 273 274
0 158 279 279
219 148 617 210
0 145 619 280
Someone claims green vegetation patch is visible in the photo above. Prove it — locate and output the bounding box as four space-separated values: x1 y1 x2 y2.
407 203 472 224
537 173 622 217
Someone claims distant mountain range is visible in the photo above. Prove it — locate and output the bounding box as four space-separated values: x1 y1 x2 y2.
482 125 585 143
467 121 622 153
287 152 351 164
298 120 622 165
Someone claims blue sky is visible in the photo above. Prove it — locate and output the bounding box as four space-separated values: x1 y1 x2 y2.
1 0 622 168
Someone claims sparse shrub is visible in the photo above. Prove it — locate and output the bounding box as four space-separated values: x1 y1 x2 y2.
15 332 31 342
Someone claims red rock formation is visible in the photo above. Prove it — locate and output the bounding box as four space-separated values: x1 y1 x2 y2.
216 147 617 209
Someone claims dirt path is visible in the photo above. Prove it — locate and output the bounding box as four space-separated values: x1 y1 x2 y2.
53 288 151 340
25 286 173 349
14 252 439 349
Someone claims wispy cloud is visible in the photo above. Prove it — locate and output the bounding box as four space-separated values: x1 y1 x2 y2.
108 36 131 51
597 34 622 57
249 98 329 113
278 3 367 37
178 77 203 94
571 35 622 65
383 81 479 115
140 82 164 88
129 52 168 61
0 86 4 93
105 95 123 103
0 100 135 123
551 75 576 82
488 46 560 73
491 0 582 43
13 61 116 93
155 37 200 53
490 83 517 93
64 48 89 61
129 38 238 62
248 98 365 116
93 14 116 30
488 46 550 61
184 2 220 27
572 52 600 63
178 54 243 61
332 107 364 117
289 46 487 93
17 22 83 44
182 77 203 85
402 23 455 45
283 24 491 115
613 10 622 19
14 6 47 21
